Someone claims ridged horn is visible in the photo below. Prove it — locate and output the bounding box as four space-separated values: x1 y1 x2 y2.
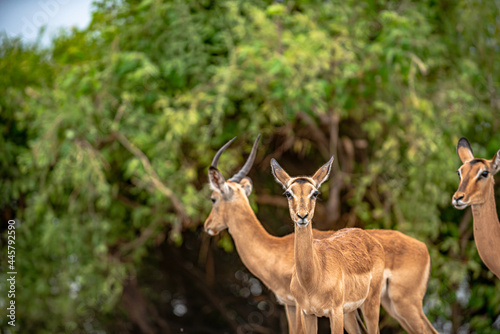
228 134 261 183
211 137 237 168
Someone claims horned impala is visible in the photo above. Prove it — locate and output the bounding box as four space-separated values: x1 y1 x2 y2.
271 156 438 334
204 136 437 333
452 137 500 279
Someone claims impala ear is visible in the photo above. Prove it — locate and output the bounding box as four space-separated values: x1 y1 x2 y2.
271 158 292 189
457 137 474 163
492 149 500 175
311 156 334 188
239 177 253 196
209 167 229 194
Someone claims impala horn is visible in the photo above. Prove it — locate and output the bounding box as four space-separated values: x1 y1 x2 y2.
211 137 237 168
228 134 261 183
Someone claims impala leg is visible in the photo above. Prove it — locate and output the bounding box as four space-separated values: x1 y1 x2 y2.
361 258 384 334
361 284 382 334
362 281 382 332
420 313 439 334
295 308 304 334
285 304 297 334
295 309 306 334
329 308 344 334
400 307 437 334
344 310 367 334
296 310 317 334
384 294 436 334
303 313 318 334
382 277 437 334
382 257 437 334
360 299 380 334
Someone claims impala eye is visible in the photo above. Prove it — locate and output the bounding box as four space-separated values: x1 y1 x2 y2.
481 170 489 178
457 170 461 179
284 191 293 199
211 197 216 204
312 191 320 199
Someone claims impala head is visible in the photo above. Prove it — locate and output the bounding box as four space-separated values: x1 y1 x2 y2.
271 156 334 227
452 137 500 209
204 135 260 236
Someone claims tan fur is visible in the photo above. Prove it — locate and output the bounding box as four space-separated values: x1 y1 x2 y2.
452 138 500 279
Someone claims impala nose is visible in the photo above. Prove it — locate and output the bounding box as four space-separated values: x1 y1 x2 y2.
452 192 468 209
297 212 309 220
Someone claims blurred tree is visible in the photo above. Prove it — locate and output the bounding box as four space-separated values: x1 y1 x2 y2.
0 0 499 333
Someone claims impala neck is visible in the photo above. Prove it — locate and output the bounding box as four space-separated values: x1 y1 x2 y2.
471 183 500 278
225 200 290 292
294 223 320 287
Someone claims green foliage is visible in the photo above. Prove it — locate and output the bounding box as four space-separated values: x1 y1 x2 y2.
1 0 499 332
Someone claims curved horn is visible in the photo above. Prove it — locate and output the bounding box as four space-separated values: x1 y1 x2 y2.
211 137 237 168
229 134 261 183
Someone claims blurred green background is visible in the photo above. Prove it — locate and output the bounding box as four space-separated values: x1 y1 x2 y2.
1 0 500 333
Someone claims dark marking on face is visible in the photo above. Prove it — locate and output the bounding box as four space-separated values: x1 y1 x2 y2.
291 178 314 185
456 169 470 195
469 159 486 166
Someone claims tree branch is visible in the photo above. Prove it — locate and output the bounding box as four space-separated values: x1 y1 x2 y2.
114 132 190 227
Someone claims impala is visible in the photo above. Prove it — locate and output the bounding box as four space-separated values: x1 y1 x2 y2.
271 157 385 333
452 137 500 279
204 136 437 333
271 156 438 334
